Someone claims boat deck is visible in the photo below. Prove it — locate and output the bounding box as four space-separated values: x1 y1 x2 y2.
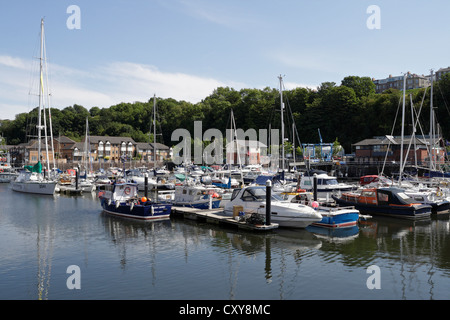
171 206 279 231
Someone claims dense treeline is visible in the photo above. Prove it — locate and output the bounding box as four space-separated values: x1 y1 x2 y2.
1 75 450 154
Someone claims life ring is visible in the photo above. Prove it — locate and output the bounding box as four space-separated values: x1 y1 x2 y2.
124 187 131 195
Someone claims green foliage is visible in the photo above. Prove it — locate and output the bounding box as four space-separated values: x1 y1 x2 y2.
2 75 450 156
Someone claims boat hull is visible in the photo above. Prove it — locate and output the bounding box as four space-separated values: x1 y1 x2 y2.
312 209 360 228
266 215 322 228
332 195 431 220
100 197 172 220
12 181 56 195
173 199 221 210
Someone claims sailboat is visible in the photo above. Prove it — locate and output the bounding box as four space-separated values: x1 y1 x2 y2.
78 117 96 192
12 19 57 195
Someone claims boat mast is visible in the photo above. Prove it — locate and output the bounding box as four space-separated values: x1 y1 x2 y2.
37 18 45 171
429 70 435 172
399 73 407 185
278 75 285 172
153 94 157 169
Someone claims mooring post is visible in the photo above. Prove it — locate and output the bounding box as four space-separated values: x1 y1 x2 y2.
75 168 79 190
266 179 271 226
313 173 317 202
144 173 148 198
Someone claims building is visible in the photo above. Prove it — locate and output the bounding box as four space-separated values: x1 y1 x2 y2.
353 135 445 166
89 136 136 161
436 67 450 81
54 136 76 161
135 142 170 162
373 72 430 93
225 139 267 165
12 135 171 167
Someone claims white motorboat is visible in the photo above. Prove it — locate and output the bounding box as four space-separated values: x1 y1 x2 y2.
299 171 354 198
224 186 322 228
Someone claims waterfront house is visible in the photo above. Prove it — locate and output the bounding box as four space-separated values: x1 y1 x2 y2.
54 136 76 161
135 142 170 162
89 136 136 161
225 139 267 165
353 135 445 166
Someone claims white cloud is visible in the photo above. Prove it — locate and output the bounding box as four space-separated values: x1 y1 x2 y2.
0 55 240 120
0 55 28 70
174 0 260 29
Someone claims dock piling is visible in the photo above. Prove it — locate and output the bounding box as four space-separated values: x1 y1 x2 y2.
266 179 271 226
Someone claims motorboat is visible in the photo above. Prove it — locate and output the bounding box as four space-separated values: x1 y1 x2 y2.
332 187 432 220
99 182 172 220
224 186 322 228
298 171 354 197
279 191 362 228
171 184 221 209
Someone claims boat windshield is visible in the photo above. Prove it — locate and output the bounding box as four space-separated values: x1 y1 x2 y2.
245 187 283 201
324 179 338 185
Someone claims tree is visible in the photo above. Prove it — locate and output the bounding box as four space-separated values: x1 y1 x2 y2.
341 76 376 99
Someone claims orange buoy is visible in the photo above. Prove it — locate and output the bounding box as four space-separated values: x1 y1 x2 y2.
141 197 148 203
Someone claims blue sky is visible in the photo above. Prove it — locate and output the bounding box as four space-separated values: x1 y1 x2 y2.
1 0 449 120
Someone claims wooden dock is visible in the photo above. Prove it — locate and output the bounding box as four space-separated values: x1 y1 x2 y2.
171 207 279 231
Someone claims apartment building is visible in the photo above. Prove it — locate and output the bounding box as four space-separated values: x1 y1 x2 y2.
373 72 430 93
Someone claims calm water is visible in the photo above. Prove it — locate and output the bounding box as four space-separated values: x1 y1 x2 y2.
0 183 449 300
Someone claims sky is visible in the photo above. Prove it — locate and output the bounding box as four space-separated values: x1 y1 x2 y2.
1 0 449 120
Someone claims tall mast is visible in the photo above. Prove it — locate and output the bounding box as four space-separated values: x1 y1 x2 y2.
37 18 44 167
429 69 435 172
153 94 157 168
399 73 407 185
278 75 285 171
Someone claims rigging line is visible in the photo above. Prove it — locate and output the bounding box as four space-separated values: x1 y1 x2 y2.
280 80 303 149
436 81 450 117
381 93 403 176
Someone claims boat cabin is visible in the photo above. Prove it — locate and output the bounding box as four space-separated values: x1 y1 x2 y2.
359 175 393 186
343 187 419 206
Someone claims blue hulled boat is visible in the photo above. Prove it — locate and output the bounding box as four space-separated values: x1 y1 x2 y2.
312 206 361 228
279 191 361 228
99 182 172 220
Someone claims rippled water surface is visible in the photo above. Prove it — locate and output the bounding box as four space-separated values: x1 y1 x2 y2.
1 183 449 300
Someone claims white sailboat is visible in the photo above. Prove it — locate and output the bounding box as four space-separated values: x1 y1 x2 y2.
12 19 56 195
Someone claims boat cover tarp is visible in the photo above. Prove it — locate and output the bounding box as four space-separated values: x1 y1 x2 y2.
24 161 42 173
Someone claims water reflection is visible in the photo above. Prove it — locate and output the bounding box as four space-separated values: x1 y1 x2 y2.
2 178 450 300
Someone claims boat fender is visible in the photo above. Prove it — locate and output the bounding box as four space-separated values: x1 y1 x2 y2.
130 202 134 211
115 201 120 209
108 199 111 206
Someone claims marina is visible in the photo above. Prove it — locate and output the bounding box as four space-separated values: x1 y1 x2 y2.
1 10 450 303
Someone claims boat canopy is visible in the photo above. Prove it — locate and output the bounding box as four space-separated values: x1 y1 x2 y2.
377 187 418 205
